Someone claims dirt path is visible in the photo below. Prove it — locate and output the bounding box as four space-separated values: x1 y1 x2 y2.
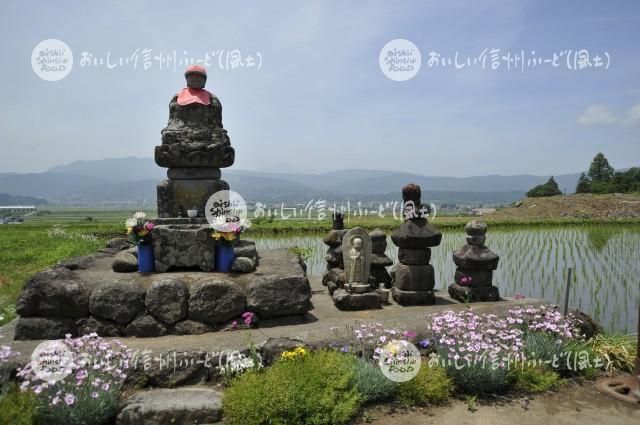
355 381 639 425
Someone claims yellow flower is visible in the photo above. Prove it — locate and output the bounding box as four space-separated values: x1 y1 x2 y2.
126 227 133 234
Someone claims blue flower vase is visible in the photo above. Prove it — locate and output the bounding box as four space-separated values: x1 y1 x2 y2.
215 243 235 272
137 243 155 273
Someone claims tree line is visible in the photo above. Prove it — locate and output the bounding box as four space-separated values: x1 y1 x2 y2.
526 152 640 197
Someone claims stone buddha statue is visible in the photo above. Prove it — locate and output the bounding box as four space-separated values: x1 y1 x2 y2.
155 65 234 218
156 65 235 170
348 237 365 283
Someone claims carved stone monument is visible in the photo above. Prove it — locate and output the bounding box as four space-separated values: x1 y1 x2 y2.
155 65 234 218
390 184 442 305
331 227 380 310
448 220 501 302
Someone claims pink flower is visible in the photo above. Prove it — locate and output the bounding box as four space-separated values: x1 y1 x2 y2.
514 294 525 300
231 321 238 329
64 393 75 405
242 311 255 326
144 222 155 231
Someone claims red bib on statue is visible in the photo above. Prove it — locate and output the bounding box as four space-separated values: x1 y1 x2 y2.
177 88 211 106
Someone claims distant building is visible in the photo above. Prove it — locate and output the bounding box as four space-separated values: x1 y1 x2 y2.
0 205 36 213
471 208 497 216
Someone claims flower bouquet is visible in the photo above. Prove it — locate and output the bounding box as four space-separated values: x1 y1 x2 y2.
125 211 155 272
210 215 251 272
125 211 154 246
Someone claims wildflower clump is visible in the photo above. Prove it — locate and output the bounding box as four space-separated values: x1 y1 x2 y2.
17 333 133 425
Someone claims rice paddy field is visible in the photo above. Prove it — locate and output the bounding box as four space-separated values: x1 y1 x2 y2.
254 224 640 334
1 207 638 334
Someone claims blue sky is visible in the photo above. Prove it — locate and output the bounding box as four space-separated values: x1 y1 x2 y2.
1 0 638 176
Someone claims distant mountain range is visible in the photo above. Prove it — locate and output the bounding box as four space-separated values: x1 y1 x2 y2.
0 192 48 206
0 157 600 205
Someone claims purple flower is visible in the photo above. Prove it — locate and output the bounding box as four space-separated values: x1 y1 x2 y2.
64 393 75 406
340 345 350 353
420 339 430 348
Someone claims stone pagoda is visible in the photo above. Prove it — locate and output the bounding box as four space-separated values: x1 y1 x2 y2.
448 220 501 302
390 184 442 305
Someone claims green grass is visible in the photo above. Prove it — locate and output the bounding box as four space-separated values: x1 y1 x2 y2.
0 223 120 325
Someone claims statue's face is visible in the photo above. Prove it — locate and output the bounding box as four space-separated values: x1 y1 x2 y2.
352 237 362 250
186 73 206 89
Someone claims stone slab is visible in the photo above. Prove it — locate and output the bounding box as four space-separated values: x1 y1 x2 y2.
117 387 223 425
156 178 228 219
332 289 381 310
393 263 435 291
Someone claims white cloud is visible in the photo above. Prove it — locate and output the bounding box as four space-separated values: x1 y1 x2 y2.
577 103 640 126
624 104 640 125
577 104 618 126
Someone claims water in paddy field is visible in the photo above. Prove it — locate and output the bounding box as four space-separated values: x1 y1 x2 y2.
254 224 640 334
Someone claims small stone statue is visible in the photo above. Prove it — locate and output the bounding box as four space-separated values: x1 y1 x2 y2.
348 237 365 283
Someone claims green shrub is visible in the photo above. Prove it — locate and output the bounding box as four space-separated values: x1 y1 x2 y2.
522 331 569 371
223 350 361 425
396 363 453 406
0 384 38 425
512 364 563 393
353 358 396 402
442 354 512 395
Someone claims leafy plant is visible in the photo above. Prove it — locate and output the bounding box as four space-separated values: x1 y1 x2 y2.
587 333 637 374
223 349 361 425
512 363 563 393
17 334 133 425
353 358 396 402
396 363 453 406
0 384 37 425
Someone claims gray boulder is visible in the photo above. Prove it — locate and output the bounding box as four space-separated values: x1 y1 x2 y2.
89 282 146 325
231 257 256 273
188 278 246 324
106 237 133 251
125 314 169 337
247 275 311 318
234 239 257 260
145 279 189 324
55 255 97 270
116 387 223 425
112 251 138 273
77 316 122 337
16 268 89 318
14 317 76 340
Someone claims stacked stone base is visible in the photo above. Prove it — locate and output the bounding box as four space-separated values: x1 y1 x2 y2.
14 246 311 340
448 283 500 302
332 289 381 310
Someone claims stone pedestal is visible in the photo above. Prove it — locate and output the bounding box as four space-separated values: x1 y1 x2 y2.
332 289 380 310
448 221 501 302
157 179 229 219
390 184 441 306
152 224 217 272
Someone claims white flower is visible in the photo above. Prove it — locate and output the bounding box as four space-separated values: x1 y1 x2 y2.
133 211 146 220
125 218 137 228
